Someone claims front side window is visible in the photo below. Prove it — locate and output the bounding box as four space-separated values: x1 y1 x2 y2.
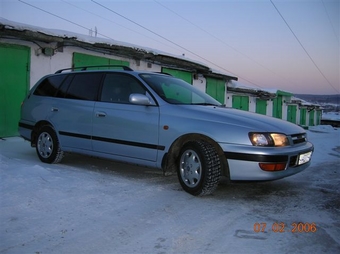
140 74 221 106
100 73 147 103
65 73 103 101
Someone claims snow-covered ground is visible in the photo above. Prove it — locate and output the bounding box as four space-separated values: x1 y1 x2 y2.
322 111 340 121
1 125 339 254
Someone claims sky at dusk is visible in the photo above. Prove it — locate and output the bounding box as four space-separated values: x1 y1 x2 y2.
1 0 339 95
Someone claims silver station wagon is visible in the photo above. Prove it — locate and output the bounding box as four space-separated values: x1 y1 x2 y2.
19 66 314 196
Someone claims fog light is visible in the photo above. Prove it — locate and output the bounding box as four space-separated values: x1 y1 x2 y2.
259 163 286 171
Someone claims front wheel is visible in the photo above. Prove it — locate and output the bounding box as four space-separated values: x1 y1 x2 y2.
36 126 64 164
178 140 221 196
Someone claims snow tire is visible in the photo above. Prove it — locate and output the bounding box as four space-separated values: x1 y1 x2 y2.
178 140 221 196
36 125 64 164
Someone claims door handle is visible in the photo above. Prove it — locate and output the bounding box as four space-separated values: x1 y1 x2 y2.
51 107 59 112
96 112 106 117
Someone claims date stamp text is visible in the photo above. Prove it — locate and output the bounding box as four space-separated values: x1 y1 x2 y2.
253 222 317 233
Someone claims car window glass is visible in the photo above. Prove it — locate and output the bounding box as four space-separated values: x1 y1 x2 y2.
55 75 73 98
65 73 102 101
140 74 220 105
161 82 192 104
101 73 147 103
34 75 66 97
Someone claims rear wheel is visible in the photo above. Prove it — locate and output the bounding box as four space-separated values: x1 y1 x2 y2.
178 140 221 196
36 126 64 164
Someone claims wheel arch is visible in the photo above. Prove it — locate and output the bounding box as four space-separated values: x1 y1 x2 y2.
31 120 55 147
161 133 230 179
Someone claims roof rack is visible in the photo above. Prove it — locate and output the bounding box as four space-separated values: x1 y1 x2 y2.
55 65 133 74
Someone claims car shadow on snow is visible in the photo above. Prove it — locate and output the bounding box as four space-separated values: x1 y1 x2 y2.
60 152 176 181
50 152 304 200
60 153 311 203
11 142 339 213
215 177 301 201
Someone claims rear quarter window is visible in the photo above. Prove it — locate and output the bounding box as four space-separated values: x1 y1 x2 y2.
33 75 66 97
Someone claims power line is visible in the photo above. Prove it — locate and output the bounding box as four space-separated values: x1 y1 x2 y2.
18 0 241 83
91 0 265 87
61 0 180 52
154 0 299 88
19 0 268 89
270 0 339 93
18 0 114 40
321 0 339 43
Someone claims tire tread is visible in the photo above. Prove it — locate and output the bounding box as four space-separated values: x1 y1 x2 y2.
197 140 221 196
36 125 64 164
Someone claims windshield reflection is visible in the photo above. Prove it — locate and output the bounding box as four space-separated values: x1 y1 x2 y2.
140 73 222 106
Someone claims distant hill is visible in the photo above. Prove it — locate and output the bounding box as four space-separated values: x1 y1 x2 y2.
294 94 340 105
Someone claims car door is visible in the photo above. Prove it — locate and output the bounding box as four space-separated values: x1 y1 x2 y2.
49 73 102 151
92 73 160 162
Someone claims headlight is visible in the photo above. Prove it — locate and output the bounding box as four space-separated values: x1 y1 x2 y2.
249 133 289 147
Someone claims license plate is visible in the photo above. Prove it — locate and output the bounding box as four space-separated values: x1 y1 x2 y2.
298 151 312 165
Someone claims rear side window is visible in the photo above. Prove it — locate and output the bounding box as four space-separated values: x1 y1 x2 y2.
34 75 66 96
65 73 103 101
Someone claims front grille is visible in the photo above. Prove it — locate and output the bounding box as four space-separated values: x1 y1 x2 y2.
291 133 307 144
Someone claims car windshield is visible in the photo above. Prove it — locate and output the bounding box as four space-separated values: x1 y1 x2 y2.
140 73 222 106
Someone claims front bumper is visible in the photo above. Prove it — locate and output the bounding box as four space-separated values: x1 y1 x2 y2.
220 141 314 181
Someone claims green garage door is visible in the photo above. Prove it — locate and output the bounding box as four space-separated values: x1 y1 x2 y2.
309 110 315 126
161 67 192 84
316 110 322 125
300 108 307 126
232 95 249 111
73 52 129 69
206 77 225 104
272 96 283 119
287 105 297 124
0 44 30 137
256 99 267 115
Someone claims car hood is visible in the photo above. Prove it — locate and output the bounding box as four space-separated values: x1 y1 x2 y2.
174 105 305 135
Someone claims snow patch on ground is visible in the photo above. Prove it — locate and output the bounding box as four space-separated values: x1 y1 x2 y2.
322 112 340 121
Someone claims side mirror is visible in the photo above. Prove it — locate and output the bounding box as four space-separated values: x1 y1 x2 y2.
129 93 153 105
